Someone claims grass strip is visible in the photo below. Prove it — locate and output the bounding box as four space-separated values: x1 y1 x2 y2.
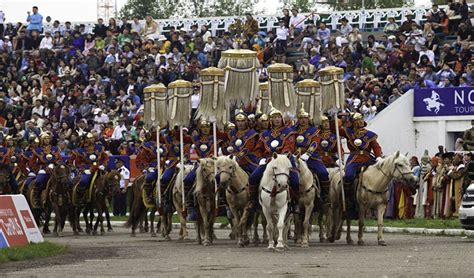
0 242 68 263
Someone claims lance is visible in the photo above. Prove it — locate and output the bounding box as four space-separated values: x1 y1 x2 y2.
213 120 219 215
155 125 162 214
180 125 186 217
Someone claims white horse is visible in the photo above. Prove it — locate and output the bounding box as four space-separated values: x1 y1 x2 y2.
194 158 217 246
293 158 316 248
336 151 415 246
260 153 292 251
217 155 251 247
172 164 194 241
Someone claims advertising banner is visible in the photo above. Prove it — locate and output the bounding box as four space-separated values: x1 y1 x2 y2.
414 87 474 117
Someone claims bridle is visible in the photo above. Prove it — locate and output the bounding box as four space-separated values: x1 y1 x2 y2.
261 166 290 197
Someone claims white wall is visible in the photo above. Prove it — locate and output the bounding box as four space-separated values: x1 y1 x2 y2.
367 90 473 158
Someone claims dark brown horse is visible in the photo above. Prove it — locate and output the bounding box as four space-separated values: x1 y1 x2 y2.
91 170 121 235
0 166 12 195
47 164 72 237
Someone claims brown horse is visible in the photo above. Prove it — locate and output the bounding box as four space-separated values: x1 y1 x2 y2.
91 170 121 235
0 166 12 194
47 164 72 237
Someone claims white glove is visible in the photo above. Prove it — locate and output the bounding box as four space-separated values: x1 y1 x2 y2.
259 158 267 165
48 164 54 169
301 153 310 161
98 165 105 171
376 157 382 162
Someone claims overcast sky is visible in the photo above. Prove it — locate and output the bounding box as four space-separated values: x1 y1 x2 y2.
0 0 433 23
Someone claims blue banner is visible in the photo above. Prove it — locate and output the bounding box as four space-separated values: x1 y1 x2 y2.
414 87 474 117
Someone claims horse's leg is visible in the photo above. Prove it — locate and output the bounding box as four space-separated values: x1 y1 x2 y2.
261 205 274 250
318 209 327 243
98 202 105 236
105 209 113 232
357 205 365 246
346 218 353 245
302 201 313 248
262 213 269 244
150 208 157 237
377 204 387 246
83 206 91 234
199 198 211 246
276 203 287 250
43 206 51 234
293 209 302 244
52 204 62 237
233 208 243 247
252 212 260 245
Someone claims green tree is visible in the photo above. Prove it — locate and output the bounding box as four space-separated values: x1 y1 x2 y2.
120 0 258 19
119 0 176 19
281 0 316 13
325 0 414 11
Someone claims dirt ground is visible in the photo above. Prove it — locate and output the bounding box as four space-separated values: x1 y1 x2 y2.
2 226 473 277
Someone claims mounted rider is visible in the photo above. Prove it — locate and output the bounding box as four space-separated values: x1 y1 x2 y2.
71 132 108 201
255 112 270 133
248 106 299 210
31 132 61 207
341 112 383 219
183 118 225 189
136 129 167 205
225 109 260 175
294 105 331 207
0 135 21 193
316 115 339 168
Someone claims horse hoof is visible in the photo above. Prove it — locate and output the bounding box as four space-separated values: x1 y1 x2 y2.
238 241 244 248
43 229 51 234
165 235 171 241
358 240 365 246
92 230 98 236
139 228 146 233
54 232 59 237
328 237 335 243
320 238 327 243
347 239 354 245
243 239 250 246
78 228 84 233
378 240 387 246
196 238 202 245
151 232 157 237
252 238 261 244
130 233 136 237
267 245 275 251
262 238 269 244
284 245 290 251
100 231 105 236
229 232 235 240
301 242 309 248
108 228 113 232
58 232 64 237
86 229 91 235
73 231 80 236
203 240 211 246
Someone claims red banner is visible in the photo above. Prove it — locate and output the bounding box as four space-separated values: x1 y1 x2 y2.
0 196 28 247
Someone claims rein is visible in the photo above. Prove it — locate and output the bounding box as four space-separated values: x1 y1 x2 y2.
261 167 290 198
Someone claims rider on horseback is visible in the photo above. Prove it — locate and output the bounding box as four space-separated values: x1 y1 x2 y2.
341 112 383 219
136 129 166 206
225 109 260 175
0 135 20 193
32 132 61 207
248 106 299 211
71 133 108 202
294 106 331 207
255 112 270 133
317 116 339 168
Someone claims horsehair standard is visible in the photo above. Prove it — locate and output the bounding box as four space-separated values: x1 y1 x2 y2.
256 82 270 114
167 80 193 128
295 79 322 125
143 83 168 128
218 49 259 108
197 67 228 129
318 66 345 111
267 63 296 115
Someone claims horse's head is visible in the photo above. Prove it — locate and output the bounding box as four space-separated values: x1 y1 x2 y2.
390 151 416 184
106 170 121 195
0 166 11 194
198 158 215 184
52 164 70 187
216 155 237 184
267 153 292 189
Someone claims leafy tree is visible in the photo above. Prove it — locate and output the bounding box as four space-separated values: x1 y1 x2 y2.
280 0 316 13
325 0 414 11
119 0 177 19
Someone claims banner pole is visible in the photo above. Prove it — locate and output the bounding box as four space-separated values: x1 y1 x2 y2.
213 121 219 215
334 115 346 212
156 125 162 214
180 125 186 217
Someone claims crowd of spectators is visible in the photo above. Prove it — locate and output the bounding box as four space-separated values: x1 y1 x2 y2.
0 3 473 158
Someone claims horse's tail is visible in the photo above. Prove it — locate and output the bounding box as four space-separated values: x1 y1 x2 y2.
124 176 145 228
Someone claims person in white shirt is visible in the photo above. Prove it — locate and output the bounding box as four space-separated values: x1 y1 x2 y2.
275 20 289 62
112 118 128 140
114 158 130 216
203 37 216 53
0 10 5 37
31 99 45 117
131 17 143 34
289 8 305 38
93 109 109 132
39 31 53 49
417 44 435 65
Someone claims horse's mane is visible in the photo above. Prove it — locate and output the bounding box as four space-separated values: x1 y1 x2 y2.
297 158 313 185
195 158 214 193
218 156 248 181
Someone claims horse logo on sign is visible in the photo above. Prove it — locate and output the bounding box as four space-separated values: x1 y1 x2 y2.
423 91 445 114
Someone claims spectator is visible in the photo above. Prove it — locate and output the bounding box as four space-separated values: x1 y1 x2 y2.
114 158 130 216
384 17 399 34
26 6 43 33
289 8 305 39
243 13 259 38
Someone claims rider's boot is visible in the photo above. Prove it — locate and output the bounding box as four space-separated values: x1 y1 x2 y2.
320 180 331 208
343 182 357 220
246 185 259 212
